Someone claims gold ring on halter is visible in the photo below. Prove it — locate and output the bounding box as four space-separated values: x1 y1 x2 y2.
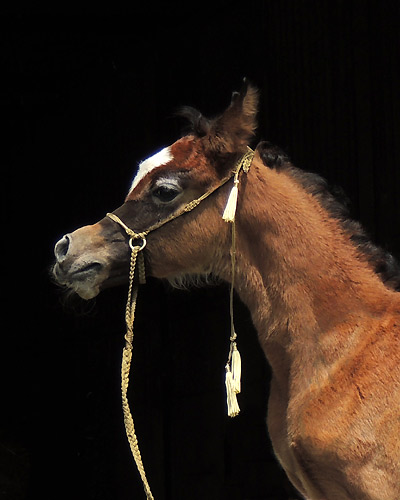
129 236 147 252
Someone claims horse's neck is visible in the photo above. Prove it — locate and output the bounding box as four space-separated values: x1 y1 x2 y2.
230 157 395 392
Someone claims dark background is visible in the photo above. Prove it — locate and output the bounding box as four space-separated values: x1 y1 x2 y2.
2 2 399 499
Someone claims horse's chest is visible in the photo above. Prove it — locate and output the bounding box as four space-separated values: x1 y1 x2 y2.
267 379 359 498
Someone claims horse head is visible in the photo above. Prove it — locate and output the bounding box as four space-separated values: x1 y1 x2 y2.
52 82 258 299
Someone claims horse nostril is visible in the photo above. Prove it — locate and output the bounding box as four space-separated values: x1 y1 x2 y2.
54 235 70 261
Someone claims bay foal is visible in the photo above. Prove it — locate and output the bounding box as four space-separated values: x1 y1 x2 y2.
53 84 400 499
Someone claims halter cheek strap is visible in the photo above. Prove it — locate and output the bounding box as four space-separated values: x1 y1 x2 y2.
106 147 254 499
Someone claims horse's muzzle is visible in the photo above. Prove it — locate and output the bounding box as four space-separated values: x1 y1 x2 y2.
53 226 110 299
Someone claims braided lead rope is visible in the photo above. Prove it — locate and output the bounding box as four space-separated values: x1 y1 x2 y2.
103 218 153 499
122 239 154 500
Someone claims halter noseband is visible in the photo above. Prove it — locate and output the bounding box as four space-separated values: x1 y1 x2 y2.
106 147 254 500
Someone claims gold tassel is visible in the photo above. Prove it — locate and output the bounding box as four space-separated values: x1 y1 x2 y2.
222 179 239 222
222 150 255 417
231 343 241 394
225 366 240 417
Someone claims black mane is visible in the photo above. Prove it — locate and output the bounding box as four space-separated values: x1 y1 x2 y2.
256 141 400 292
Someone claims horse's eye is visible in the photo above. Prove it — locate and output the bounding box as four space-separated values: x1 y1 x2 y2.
152 185 181 203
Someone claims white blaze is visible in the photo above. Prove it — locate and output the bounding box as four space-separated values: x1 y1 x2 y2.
129 147 173 193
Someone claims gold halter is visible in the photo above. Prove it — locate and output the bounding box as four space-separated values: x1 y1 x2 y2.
106 146 254 499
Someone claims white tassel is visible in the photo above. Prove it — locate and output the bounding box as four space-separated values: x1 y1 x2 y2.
231 344 241 394
225 367 240 417
222 180 239 222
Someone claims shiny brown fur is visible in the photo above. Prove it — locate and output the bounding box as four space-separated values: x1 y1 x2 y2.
53 82 400 499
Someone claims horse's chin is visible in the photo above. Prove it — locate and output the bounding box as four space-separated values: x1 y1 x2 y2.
73 283 101 300
75 273 130 299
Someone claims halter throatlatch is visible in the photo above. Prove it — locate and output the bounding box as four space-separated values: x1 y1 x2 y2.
106 146 254 498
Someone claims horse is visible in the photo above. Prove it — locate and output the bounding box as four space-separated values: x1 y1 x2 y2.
53 82 400 499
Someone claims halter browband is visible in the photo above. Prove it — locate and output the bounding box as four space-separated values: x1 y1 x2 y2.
106 147 254 500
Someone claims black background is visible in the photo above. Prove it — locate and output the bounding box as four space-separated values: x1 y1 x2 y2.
2 2 399 499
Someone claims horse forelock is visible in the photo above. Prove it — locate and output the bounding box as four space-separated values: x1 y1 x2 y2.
178 106 211 137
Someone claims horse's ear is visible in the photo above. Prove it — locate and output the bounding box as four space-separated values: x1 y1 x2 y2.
208 80 259 154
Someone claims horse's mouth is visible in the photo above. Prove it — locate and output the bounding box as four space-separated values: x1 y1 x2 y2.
53 260 102 282
53 260 127 299
52 260 105 299
70 262 103 280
